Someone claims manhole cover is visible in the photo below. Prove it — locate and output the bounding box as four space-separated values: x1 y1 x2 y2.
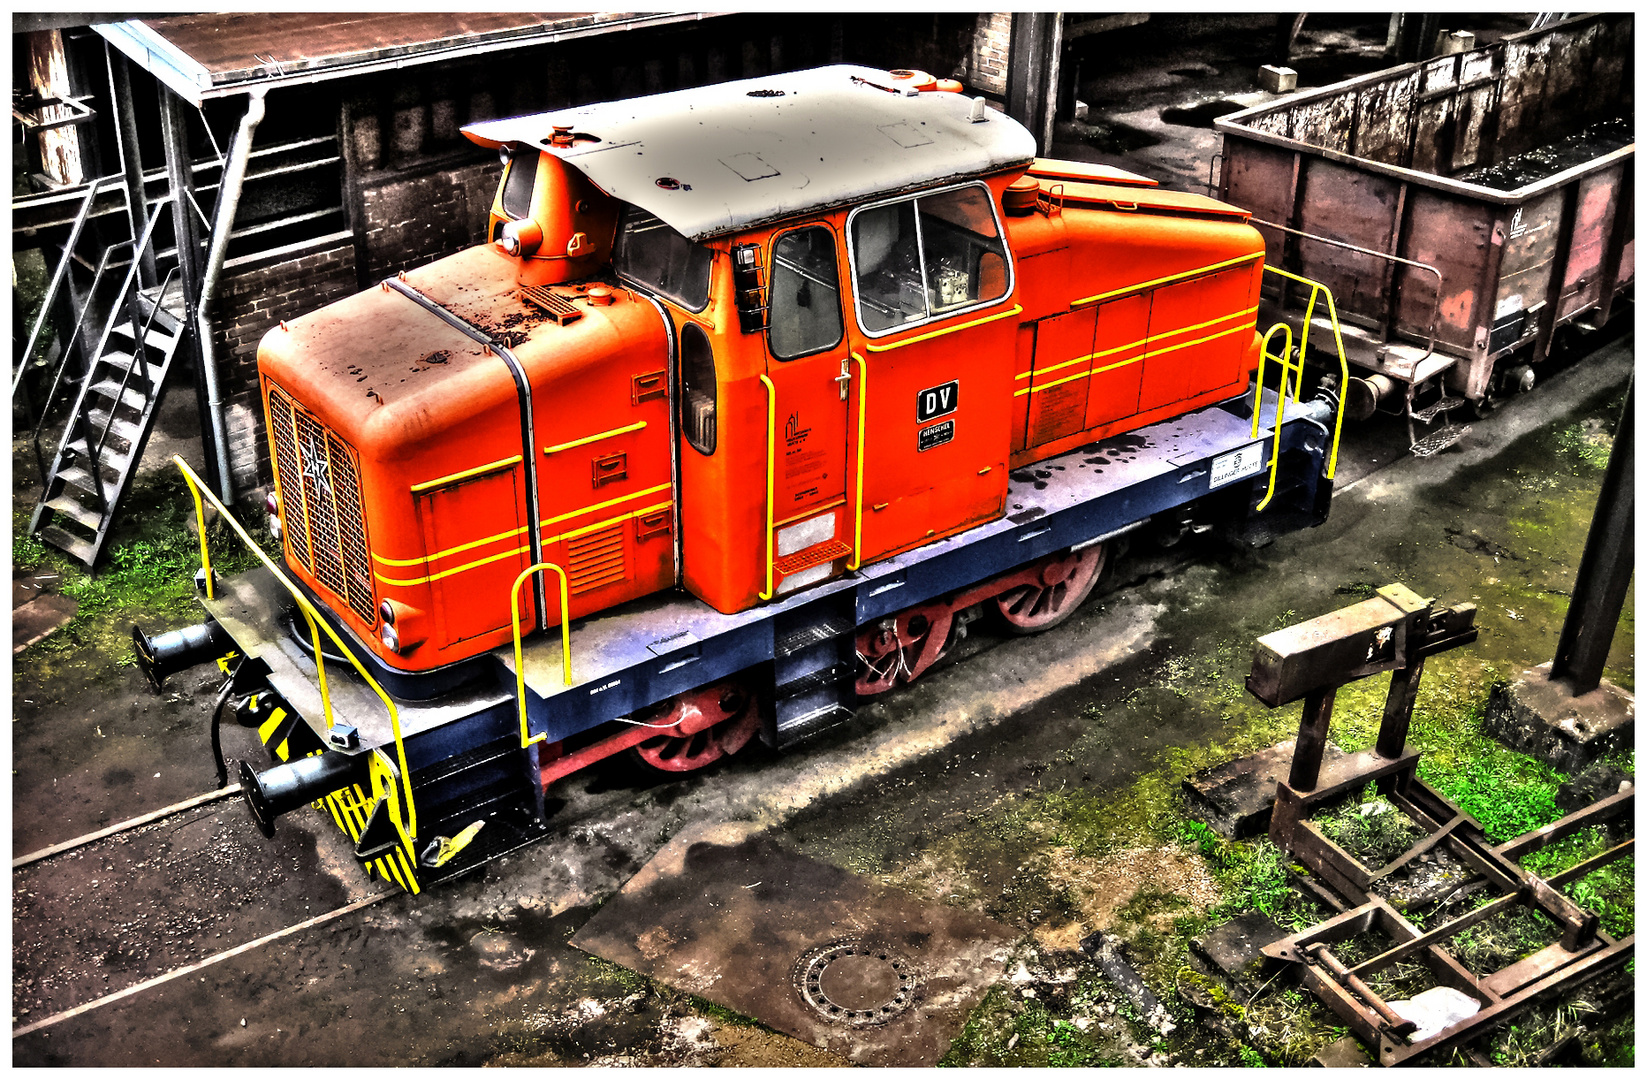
792 939 922 1027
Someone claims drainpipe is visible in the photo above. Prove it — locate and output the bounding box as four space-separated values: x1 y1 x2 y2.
195 88 266 506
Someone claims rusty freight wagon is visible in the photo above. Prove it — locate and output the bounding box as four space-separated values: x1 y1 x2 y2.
1216 12 1633 455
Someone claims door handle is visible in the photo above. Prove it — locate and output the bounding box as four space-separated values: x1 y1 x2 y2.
834 357 852 401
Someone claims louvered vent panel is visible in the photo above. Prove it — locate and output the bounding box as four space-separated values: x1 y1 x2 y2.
567 522 627 594
293 410 349 600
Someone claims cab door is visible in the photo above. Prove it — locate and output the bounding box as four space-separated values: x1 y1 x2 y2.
842 182 1017 565
759 224 855 597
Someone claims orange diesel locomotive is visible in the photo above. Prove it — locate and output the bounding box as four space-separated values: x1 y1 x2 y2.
137 66 1340 891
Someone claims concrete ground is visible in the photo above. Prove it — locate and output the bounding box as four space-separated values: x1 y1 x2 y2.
12 12 1633 1068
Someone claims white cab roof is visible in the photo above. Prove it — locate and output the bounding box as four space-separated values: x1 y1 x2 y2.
463 65 1037 240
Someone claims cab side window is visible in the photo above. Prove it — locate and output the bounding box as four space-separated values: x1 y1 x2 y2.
679 323 717 455
613 206 713 312
768 227 843 360
850 184 1010 335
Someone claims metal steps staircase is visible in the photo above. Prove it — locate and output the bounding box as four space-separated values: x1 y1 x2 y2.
1404 364 1471 459
769 594 859 748
26 203 185 567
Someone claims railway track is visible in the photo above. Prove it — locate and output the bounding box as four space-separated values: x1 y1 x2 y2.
14 785 241 868
11 787 380 1030
13 891 393 1039
9 743 727 1041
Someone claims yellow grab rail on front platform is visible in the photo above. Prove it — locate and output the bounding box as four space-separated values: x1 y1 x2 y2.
847 352 868 571
1254 266 1348 482
509 560 571 749
1252 323 1295 512
173 456 418 839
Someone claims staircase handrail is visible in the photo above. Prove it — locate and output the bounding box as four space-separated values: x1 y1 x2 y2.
28 243 120 486
44 203 171 511
92 264 178 462
14 177 106 400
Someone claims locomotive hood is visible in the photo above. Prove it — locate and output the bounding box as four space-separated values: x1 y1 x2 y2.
258 243 665 456
462 65 1037 241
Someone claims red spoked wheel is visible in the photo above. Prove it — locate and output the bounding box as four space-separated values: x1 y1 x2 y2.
631 680 761 773
994 543 1107 635
855 623 908 697
854 606 954 697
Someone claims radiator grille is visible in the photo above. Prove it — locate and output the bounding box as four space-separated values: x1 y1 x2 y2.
267 392 311 568
567 522 627 594
267 384 377 624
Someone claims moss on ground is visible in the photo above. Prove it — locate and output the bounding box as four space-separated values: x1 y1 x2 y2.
14 467 274 688
929 390 1634 1067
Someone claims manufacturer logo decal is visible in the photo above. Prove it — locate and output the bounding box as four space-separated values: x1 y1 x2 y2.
300 432 332 502
916 380 959 423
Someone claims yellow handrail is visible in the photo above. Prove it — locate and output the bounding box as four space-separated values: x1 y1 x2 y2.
1257 266 1349 479
758 373 776 600
847 352 867 571
509 560 571 748
1252 323 1295 512
172 456 418 838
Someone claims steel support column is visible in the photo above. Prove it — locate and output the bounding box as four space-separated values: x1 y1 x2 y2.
106 42 155 289
1005 13 1061 155
158 84 223 498
1552 382 1634 695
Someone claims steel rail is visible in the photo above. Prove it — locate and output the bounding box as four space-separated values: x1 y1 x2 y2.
12 785 240 868
12 890 394 1039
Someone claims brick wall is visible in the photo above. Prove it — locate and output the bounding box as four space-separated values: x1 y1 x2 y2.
212 243 358 489
361 160 500 281
966 13 1012 96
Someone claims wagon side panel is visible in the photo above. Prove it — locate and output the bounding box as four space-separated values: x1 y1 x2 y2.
1350 71 1419 167
1292 158 1403 328
1396 190 1498 358
1558 162 1628 323
1219 139 1296 268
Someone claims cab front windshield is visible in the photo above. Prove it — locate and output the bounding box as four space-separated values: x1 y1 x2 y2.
613 206 713 312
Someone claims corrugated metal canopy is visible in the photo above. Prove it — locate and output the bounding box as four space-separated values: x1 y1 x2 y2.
463 66 1037 240
95 11 721 105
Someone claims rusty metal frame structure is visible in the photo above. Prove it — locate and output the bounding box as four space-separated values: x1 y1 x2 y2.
1244 585 1635 1065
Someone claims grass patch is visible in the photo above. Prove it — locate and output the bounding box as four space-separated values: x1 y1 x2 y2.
1449 902 1559 971
1556 422 1613 471
1313 787 1428 869
14 469 276 682
939 976 1126 1067
1521 826 1635 939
